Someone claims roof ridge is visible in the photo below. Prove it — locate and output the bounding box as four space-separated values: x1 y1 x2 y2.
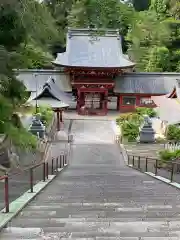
67 28 119 38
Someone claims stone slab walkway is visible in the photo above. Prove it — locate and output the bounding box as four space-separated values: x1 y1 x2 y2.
1 120 180 239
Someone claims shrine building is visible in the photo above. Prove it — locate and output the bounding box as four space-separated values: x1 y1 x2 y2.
16 28 180 116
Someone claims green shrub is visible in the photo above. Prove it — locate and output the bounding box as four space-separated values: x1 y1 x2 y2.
166 124 180 141
7 125 37 150
116 113 132 125
135 107 157 117
159 149 180 163
116 109 157 142
34 106 53 126
174 149 180 158
159 149 175 162
116 112 143 125
116 112 144 142
121 121 139 142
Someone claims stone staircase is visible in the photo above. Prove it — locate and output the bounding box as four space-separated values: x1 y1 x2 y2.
1 162 180 239
1 120 180 239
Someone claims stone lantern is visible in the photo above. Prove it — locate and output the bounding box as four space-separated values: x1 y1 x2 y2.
139 115 155 143
29 114 46 139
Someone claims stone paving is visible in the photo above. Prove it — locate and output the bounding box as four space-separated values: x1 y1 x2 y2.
1 120 180 239
64 109 119 121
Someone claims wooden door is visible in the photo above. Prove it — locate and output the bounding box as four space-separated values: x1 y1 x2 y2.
84 93 101 110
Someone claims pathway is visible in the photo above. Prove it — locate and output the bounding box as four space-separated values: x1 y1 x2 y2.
1 120 180 239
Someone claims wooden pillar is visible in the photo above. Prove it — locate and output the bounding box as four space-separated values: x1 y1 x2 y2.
77 89 81 113
56 110 60 131
59 109 64 130
100 93 103 109
60 109 63 122
117 95 120 111
104 90 108 115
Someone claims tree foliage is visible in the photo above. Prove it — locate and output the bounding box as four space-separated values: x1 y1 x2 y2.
68 0 134 36
127 0 180 71
0 1 59 149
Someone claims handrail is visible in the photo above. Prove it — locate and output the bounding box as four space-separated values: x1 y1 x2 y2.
127 154 157 160
0 151 69 213
127 154 180 184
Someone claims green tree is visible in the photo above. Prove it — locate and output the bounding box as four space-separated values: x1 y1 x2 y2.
127 10 170 71
145 46 170 72
68 0 134 35
16 0 59 48
150 0 169 18
0 3 38 149
45 0 76 45
0 4 26 50
12 43 53 69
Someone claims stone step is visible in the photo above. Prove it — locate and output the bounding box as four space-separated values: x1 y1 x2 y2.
124 147 163 150
1 238 179 240
124 144 164 148
7 219 180 231
25 202 180 207
1 227 180 239
9 216 180 223
19 207 180 215
124 143 164 158
0 227 42 238
15 210 180 220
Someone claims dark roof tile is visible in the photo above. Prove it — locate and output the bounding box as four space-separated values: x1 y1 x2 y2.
16 70 72 92
114 73 180 94
53 28 135 68
27 77 72 108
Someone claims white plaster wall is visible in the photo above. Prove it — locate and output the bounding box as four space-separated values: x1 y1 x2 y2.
107 96 117 110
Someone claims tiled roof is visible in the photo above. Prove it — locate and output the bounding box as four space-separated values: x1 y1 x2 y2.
53 28 135 68
152 95 180 125
16 69 180 97
114 73 180 94
27 77 72 108
15 69 72 92
28 99 69 109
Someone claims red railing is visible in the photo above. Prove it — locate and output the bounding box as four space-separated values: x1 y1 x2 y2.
0 153 68 213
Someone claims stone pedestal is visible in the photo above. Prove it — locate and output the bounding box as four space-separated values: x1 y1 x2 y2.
55 130 68 142
29 115 45 139
139 115 155 143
